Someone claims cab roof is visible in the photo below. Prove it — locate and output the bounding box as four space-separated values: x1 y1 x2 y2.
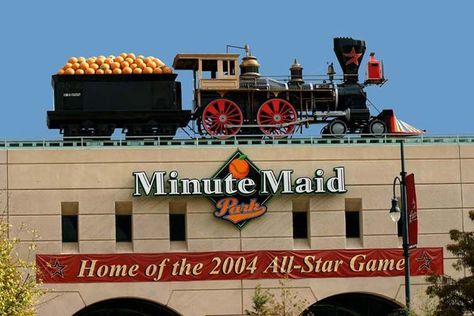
173 53 240 71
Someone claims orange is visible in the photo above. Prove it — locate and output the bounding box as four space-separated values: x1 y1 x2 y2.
125 57 134 64
95 69 104 75
114 56 124 63
80 62 89 70
133 67 142 74
63 63 73 70
130 63 138 70
85 68 95 75
153 67 163 74
111 62 121 70
143 57 152 64
154 58 164 67
120 52 127 58
65 68 75 75
122 67 132 74
75 69 85 75
161 66 172 74
138 63 147 70
113 68 122 74
96 58 104 66
104 69 113 74
68 57 78 64
120 61 129 68
100 63 110 70
105 58 114 65
90 63 99 70
108 55 115 60
143 67 153 74
127 53 136 60
72 63 80 70
146 61 157 69
87 57 96 65
229 156 249 179
97 55 106 60
135 58 144 65
137 54 144 60
58 68 65 75
77 57 86 63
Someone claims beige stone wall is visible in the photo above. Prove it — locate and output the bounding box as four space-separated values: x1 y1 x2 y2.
0 142 472 316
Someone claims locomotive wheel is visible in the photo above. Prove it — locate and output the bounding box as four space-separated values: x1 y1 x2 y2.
368 119 387 136
328 119 348 136
257 98 297 138
202 99 243 139
320 125 332 138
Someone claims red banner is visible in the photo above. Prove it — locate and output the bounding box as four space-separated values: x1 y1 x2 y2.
36 248 443 284
406 173 418 248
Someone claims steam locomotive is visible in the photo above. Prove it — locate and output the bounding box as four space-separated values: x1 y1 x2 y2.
47 38 421 138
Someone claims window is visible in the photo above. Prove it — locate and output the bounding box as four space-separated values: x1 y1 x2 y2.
201 60 217 79
292 212 308 239
62 215 78 243
115 202 132 242
61 202 78 243
345 211 360 238
116 215 132 242
223 60 236 76
169 202 187 250
292 200 310 249
170 214 186 241
345 198 362 239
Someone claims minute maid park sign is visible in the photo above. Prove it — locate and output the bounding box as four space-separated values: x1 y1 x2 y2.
133 150 347 229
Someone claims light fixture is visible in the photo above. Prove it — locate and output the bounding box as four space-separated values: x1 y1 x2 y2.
389 197 401 222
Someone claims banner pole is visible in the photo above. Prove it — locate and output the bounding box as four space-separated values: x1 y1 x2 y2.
400 140 411 312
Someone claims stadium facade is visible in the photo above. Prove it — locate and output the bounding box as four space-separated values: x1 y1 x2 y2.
1 137 470 315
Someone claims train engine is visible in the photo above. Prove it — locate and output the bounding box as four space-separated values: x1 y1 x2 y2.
173 37 406 138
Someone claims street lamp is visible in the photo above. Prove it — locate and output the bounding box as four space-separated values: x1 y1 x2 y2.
390 197 401 222
389 140 411 313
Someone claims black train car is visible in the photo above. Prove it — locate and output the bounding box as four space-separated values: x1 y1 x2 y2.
47 74 191 137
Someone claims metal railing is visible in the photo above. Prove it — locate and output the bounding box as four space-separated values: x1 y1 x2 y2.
0 134 474 149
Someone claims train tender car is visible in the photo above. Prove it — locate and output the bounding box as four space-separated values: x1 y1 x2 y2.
174 37 421 138
47 74 191 137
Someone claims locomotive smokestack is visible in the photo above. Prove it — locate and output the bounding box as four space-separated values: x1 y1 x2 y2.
333 37 366 83
289 59 304 84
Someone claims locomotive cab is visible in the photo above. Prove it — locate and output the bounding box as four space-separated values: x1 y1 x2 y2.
173 54 240 92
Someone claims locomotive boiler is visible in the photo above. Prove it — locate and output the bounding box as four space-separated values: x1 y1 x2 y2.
47 37 422 138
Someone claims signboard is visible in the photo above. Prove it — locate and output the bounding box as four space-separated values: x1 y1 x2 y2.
37 247 443 283
406 173 418 248
133 150 347 228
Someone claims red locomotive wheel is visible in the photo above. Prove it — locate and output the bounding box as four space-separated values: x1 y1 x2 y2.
202 99 243 139
257 98 297 137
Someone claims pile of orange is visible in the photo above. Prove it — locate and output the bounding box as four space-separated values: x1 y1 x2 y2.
57 53 173 75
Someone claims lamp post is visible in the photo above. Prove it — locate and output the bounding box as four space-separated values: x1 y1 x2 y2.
389 140 411 313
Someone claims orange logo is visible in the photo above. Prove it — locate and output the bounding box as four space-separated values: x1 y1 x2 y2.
229 154 250 179
210 150 271 229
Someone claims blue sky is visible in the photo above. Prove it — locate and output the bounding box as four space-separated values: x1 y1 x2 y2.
0 1 472 138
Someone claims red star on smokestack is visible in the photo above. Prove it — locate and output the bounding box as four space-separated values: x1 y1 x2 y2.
343 47 362 66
